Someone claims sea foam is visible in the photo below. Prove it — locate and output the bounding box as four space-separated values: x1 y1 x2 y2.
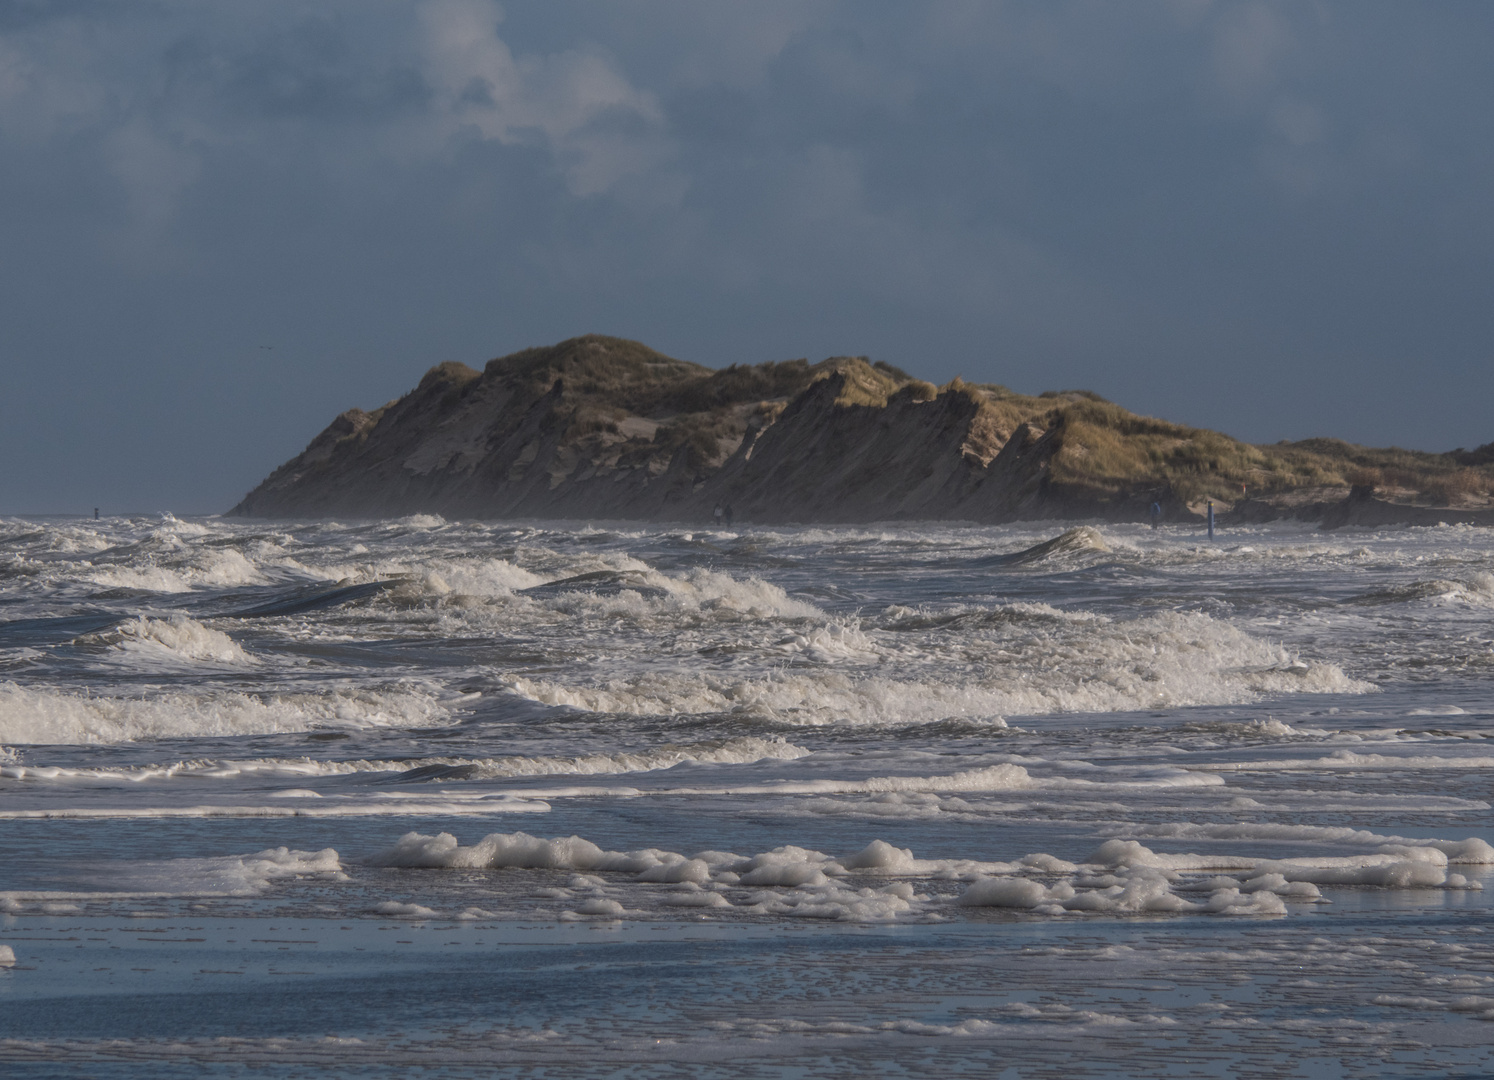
82 615 254 666
0 682 451 744
509 608 1369 726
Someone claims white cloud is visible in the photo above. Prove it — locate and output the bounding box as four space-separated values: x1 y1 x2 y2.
1210 2 1292 101
0 17 114 138
654 2 815 90
104 116 200 230
0 0 673 240
1270 96 1324 147
417 0 667 195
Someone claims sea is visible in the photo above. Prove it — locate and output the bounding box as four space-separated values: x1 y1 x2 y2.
1 512 1491 1078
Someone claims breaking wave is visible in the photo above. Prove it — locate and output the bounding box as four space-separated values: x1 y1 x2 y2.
79 615 254 666
0 682 453 745
510 609 1370 726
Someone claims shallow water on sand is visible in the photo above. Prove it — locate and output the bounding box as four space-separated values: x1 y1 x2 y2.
1 514 1492 1075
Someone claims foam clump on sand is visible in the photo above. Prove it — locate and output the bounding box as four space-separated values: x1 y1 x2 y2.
1070 838 1483 894
0 846 345 912
369 828 1485 923
149 847 346 897
956 867 1289 916
953 831 1478 915
368 831 970 921
373 831 618 871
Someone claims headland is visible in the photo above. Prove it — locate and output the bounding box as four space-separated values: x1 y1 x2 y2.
229 335 1494 528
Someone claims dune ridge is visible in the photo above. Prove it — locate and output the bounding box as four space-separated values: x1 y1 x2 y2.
230 335 1494 527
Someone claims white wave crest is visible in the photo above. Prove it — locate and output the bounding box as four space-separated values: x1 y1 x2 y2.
396 559 547 599
2 737 815 783
0 682 451 745
84 615 254 666
509 671 1013 727
0 848 344 906
86 549 267 593
509 610 1369 726
535 566 820 621
1120 822 1494 863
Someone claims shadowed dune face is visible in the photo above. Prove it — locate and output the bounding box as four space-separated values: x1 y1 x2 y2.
229 335 1494 527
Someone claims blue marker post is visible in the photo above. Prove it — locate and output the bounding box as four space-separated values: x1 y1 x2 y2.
1207 500 1215 540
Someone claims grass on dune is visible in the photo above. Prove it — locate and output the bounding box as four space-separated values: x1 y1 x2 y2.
401 336 1494 505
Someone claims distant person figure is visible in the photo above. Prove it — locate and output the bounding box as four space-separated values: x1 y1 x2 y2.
1149 502 1161 529
1207 500 1215 540
94 508 99 520
724 504 734 527
713 502 724 526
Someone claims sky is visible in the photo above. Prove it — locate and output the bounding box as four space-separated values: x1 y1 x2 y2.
2 0 1492 514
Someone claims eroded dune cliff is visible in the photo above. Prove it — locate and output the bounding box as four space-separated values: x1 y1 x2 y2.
230 335 1494 526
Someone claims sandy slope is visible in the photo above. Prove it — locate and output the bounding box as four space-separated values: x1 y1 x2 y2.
230 335 1494 527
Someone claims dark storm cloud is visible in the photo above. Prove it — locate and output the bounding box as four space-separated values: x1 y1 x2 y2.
1 1 1491 512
